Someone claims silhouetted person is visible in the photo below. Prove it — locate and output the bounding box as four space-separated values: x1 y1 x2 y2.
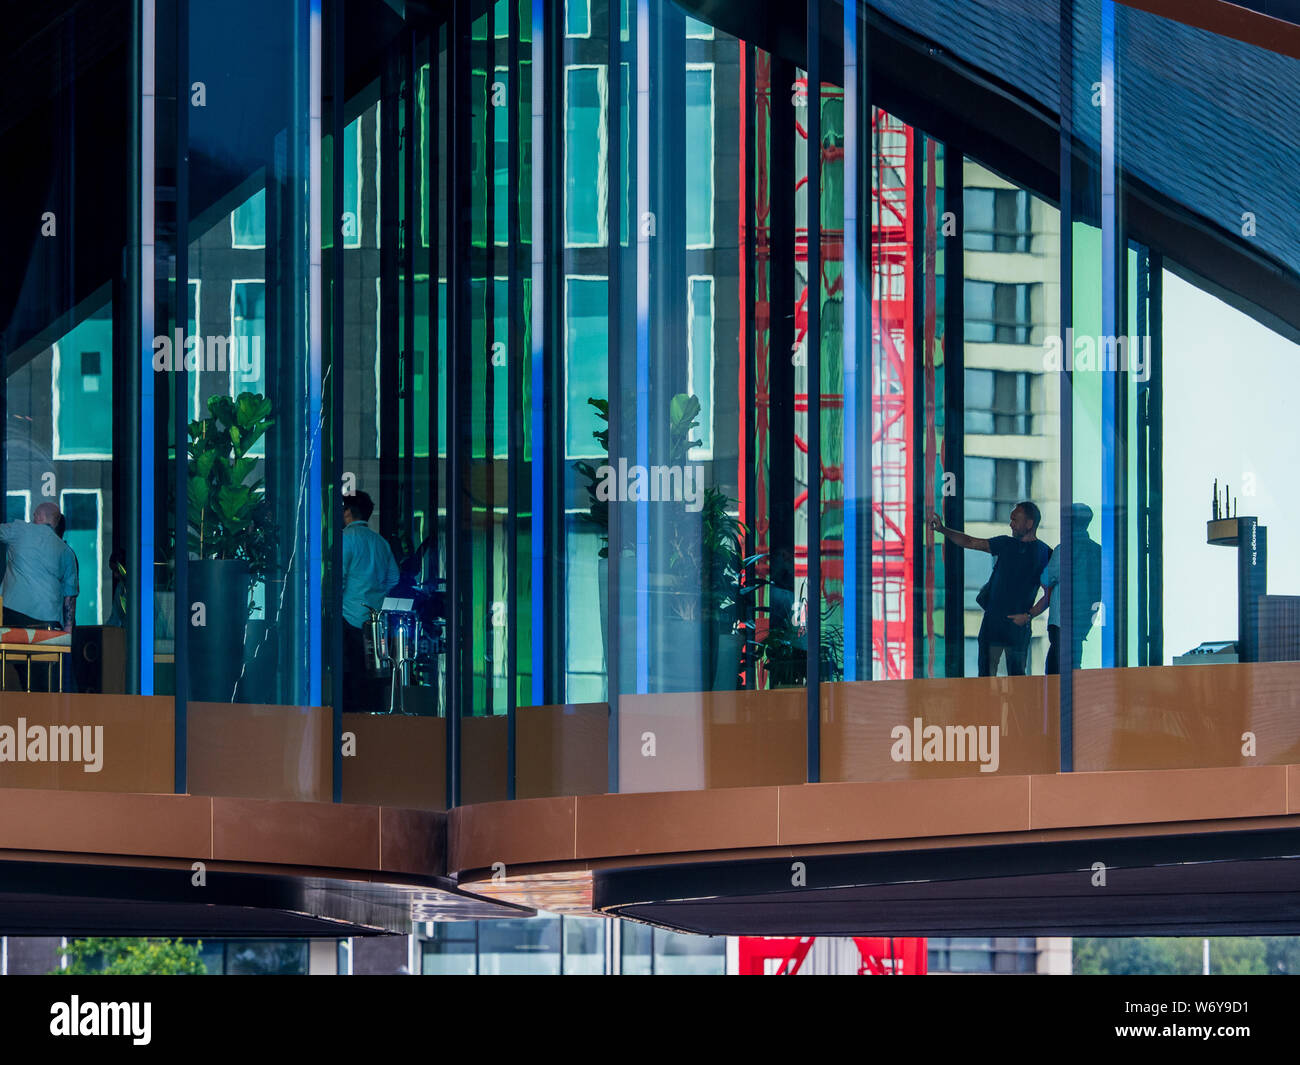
1035 503 1103 674
931 501 1051 676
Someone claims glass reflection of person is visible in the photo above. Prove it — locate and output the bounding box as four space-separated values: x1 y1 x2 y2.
931 501 1051 677
341 491 399 711
0 502 79 692
1034 503 1102 674
0 502 78 634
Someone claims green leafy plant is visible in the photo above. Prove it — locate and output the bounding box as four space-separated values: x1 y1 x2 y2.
54 937 207 975
573 397 610 558
187 392 279 597
663 394 746 630
747 585 844 688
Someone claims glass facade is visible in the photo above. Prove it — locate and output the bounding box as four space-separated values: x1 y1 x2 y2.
419 916 725 974
4 0 1300 814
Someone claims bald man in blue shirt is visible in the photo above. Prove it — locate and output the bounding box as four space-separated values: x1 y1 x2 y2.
1 502 79 634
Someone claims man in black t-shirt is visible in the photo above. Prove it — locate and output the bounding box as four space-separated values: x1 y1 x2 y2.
930 501 1052 676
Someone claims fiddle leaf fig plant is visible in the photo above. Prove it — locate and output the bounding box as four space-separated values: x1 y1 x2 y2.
187 392 278 591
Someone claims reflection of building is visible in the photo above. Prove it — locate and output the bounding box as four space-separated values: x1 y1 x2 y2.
961 159 1061 675
6 0 1300 959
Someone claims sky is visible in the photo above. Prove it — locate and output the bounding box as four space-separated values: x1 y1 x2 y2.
1161 270 1299 662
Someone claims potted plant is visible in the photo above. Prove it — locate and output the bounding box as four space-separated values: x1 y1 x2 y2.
750 604 844 689
186 392 278 701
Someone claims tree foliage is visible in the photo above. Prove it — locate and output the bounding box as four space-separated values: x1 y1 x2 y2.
1073 937 1293 975
54 937 207 975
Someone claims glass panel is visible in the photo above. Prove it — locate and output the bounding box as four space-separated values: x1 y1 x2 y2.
0 0 149 787
1067 0 1300 771
602 3 808 795
821 0 1063 784
180 0 326 801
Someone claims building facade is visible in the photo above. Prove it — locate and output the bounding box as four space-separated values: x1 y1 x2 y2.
4 0 1300 946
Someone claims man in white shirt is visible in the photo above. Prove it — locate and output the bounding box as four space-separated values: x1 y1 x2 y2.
341 491 399 711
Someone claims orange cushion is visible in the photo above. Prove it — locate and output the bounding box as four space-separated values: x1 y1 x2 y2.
0 628 71 646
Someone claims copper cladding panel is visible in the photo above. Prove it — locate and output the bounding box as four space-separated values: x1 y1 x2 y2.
516 703 609 799
1030 765 1288 830
0 693 174 793
187 702 332 802
0 789 211 857
821 676 1059 781
617 688 806 792
210 796 380 868
778 776 1031 845
461 715 508 805
1119 0 1300 62
1072 662 1300 771
341 713 446 810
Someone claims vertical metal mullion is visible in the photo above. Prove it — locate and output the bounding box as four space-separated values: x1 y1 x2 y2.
429 27 442 599
545 0 566 705
330 0 346 801
483 18 497 720
606 0 623 791
1147 253 1163 667
405 32 418 546
741 42 757 691
842 7 866 684
942 147 965 681
1136 245 1148 665
173 0 190 792
1058 0 1075 772
379 49 401 544
910 129 923 678
447 0 472 807
529 0 546 711
135 0 157 698
804 0 821 782
506 0 520 798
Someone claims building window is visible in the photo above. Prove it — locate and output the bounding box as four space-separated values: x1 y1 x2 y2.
230 280 267 446
565 0 591 37
965 369 1032 435
231 188 266 249
421 923 478 975
685 63 714 249
195 940 310 975
685 16 715 39
965 187 1032 252
965 280 1036 344
59 489 102 625
51 303 113 460
564 65 608 248
964 456 1031 524
928 937 1038 973
687 275 714 457
564 276 609 458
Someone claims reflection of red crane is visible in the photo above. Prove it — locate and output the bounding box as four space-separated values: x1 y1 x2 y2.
871 109 914 680
744 66 914 681
738 936 928 975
